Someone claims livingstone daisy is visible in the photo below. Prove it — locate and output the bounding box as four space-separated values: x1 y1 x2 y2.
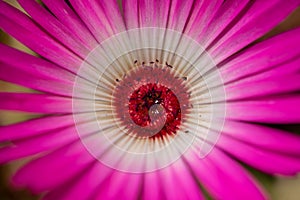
1 0 300 199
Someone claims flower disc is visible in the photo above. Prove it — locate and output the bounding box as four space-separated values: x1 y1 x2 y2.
72 28 226 173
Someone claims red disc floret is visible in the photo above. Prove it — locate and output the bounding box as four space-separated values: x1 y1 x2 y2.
128 83 181 137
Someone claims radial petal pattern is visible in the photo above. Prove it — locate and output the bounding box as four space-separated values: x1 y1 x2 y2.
0 0 300 200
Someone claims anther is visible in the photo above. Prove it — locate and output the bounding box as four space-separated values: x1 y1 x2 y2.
166 62 173 68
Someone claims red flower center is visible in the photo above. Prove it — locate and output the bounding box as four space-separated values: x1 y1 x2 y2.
112 63 190 139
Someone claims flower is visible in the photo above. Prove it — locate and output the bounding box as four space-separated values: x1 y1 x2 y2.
1 0 300 199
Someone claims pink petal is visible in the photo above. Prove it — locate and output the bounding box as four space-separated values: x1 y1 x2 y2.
194 0 249 45
69 0 125 43
0 93 72 113
217 133 300 175
142 172 163 200
0 44 74 96
0 44 75 83
220 28 300 83
12 141 96 193
42 0 98 49
0 64 73 96
185 148 266 200
222 120 300 156
223 57 300 88
157 159 204 200
226 74 300 100
123 0 140 29
0 115 75 142
17 0 91 56
209 0 300 63
94 172 142 200
185 0 223 38
42 162 113 200
0 2 82 72
123 0 171 28
0 126 78 163
227 95 300 123
0 117 98 164
164 0 194 32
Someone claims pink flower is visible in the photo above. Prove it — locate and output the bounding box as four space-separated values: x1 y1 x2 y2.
1 0 300 199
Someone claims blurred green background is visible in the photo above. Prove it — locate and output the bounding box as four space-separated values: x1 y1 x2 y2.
0 0 300 199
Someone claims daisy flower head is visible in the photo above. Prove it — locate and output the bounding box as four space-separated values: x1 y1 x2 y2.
1 0 300 199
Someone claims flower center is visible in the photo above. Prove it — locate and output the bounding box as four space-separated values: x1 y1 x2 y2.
72 28 226 172
112 63 190 139
128 83 181 137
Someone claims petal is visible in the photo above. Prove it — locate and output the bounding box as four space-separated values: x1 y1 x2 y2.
163 0 194 32
69 0 125 42
0 93 72 114
0 115 73 142
185 0 223 38
123 0 171 28
0 2 82 72
222 120 300 156
0 62 73 96
12 141 94 193
157 159 204 200
142 172 163 200
226 74 300 100
94 172 142 200
42 163 113 200
227 95 300 124
17 0 91 56
185 148 266 200
193 0 249 44
0 117 97 163
217 133 300 175
223 57 300 87
209 0 300 62
41 0 98 49
0 44 75 83
0 125 77 163
220 27 300 83
0 44 74 96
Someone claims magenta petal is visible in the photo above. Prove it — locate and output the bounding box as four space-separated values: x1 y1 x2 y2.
0 125 78 163
217 133 300 175
226 74 300 100
220 28 300 83
186 148 266 199
0 44 75 83
0 93 72 113
0 2 82 72
195 0 249 45
123 0 140 29
12 141 96 193
158 159 204 200
227 95 300 123
17 0 91 56
94 172 143 200
0 64 73 96
222 120 300 156
142 172 163 200
185 0 223 38
209 0 300 62
69 0 125 42
123 0 172 28
0 115 75 142
42 0 98 49
42 163 113 200
166 0 195 32
0 44 74 96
